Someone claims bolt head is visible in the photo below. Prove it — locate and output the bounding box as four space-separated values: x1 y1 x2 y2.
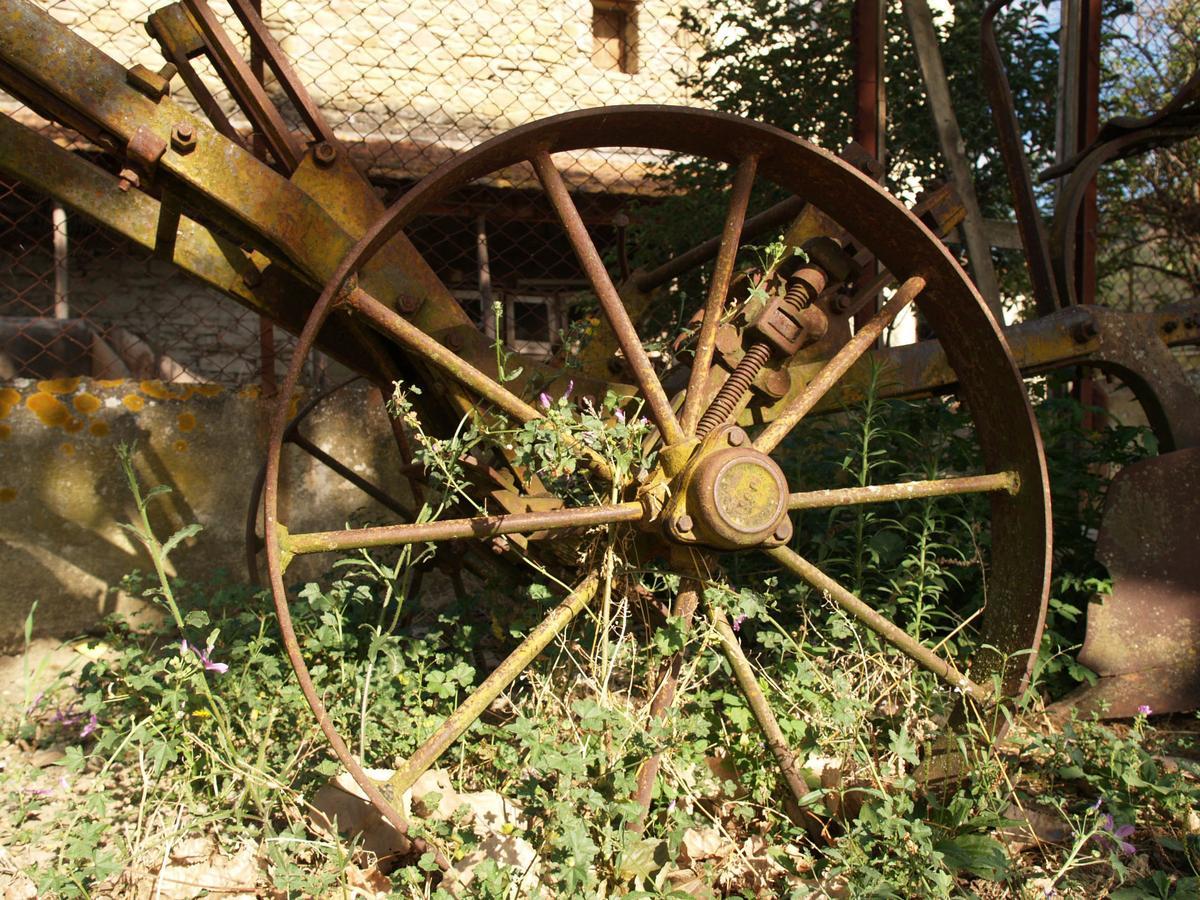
314 141 337 167
170 123 196 154
773 519 792 542
726 427 746 447
674 514 694 534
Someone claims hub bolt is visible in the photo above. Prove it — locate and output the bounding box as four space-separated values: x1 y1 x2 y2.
674 514 693 534
727 427 746 447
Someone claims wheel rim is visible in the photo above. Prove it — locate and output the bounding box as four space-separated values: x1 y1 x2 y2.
261 104 1052 834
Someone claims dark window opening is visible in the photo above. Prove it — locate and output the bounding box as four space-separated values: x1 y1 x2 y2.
592 1 637 74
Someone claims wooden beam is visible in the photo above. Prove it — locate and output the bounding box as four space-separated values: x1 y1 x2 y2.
903 0 1003 319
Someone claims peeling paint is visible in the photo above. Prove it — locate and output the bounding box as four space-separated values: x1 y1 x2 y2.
177 412 197 432
73 392 101 415
36 377 80 395
122 395 145 412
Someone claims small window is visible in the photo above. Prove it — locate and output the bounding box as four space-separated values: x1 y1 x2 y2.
592 1 637 74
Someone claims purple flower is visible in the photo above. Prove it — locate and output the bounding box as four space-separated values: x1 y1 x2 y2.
183 638 229 674
564 380 574 400
1137 704 1152 716
539 392 552 410
613 408 625 424
1090 796 1103 811
1093 814 1136 856
79 713 98 739
732 613 747 633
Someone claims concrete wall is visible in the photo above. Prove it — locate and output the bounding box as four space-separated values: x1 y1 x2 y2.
0 376 410 650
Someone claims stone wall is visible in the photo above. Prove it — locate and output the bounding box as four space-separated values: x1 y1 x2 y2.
0 376 411 649
4 0 701 180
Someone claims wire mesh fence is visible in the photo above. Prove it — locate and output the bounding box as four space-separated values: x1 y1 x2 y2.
0 0 1195 388
0 0 700 387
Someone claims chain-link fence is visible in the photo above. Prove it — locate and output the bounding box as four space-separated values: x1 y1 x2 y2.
0 0 1195 388
0 0 700 387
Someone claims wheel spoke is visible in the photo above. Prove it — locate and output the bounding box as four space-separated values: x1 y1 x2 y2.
789 471 1020 510
709 605 811 818
765 544 989 700
679 154 759 436
531 150 686 447
343 287 541 425
283 501 644 557
389 574 601 797
754 275 927 454
633 576 702 816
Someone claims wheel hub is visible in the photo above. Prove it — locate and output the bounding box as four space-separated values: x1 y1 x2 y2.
662 426 793 551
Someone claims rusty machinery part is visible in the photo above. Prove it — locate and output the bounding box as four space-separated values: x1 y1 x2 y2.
1051 447 1200 719
258 106 1052 830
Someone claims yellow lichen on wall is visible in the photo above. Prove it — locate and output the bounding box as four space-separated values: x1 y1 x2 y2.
26 392 74 429
73 393 102 415
0 388 19 418
140 381 188 401
36 377 80 395
177 412 197 432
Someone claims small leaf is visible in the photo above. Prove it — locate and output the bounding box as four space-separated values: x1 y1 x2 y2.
161 522 203 559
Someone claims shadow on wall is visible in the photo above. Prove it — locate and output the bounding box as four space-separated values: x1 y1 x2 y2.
0 377 409 651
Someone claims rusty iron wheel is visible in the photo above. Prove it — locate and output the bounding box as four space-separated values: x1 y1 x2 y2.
259 106 1052 834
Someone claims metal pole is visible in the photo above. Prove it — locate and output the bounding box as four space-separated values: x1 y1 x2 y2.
51 201 68 319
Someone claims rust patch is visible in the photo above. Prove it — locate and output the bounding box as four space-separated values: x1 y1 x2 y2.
174 439 188 452
26 392 71 427
36 377 80 395
89 421 110 437
141 380 187 401
0 487 16 503
177 412 197 432
73 392 101 415
122 395 145 412
0 388 18 418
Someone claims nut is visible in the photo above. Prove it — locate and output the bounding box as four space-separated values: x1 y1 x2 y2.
764 368 791 399
171 123 196 154
313 141 337 167
1070 319 1099 344
674 514 694 534
726 427 746 447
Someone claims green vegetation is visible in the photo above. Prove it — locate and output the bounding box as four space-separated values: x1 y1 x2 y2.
3 364 1197 897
